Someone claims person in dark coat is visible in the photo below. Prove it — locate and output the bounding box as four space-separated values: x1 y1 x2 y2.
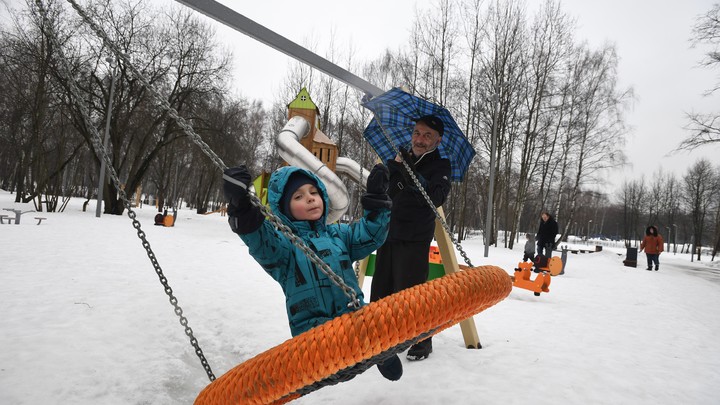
370 114 452 361
536 211 559 258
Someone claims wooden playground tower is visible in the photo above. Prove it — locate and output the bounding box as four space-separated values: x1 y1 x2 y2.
284 88 482 349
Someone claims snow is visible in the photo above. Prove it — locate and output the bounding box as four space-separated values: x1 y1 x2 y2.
1 189 719 404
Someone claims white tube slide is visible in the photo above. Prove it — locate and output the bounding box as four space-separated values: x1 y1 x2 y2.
277 117 347 223
276 117 372 224
335 157 369 191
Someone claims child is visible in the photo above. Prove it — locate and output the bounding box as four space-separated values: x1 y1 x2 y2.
223 163 403 381
523 233 535 262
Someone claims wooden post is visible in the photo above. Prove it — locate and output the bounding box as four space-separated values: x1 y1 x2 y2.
433 207 482 349
356 207 482 348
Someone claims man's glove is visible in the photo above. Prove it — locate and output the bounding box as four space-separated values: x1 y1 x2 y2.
223 166 264 234
361 163 392 210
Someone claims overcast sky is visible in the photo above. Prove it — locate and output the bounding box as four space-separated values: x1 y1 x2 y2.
5 0 719 194
176 0 719 193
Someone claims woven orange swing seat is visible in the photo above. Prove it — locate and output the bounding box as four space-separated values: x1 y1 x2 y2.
195 265 512 405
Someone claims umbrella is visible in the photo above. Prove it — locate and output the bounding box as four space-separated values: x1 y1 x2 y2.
362 88 475 182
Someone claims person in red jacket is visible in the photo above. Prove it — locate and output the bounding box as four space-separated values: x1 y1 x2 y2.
640 225 664 271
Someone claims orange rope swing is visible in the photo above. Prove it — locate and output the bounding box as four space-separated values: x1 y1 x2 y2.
195 265 512 405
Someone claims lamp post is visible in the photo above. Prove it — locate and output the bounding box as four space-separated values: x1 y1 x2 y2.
96 57 118 218
587 219 593 243
672 224 678 255
665 226 671 253
484 93 499 258
573 221 577 241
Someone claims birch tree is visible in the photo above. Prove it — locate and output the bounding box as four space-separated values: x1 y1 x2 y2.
682 3 720 150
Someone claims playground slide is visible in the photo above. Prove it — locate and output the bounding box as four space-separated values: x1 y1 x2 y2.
276 116 371 224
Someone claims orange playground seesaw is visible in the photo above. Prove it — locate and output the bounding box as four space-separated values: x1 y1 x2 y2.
511 256 562 296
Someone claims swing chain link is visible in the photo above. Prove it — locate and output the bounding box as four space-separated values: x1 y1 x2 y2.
34 0 216 382
371 112 474 268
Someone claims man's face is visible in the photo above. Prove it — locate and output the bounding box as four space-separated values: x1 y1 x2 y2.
411 122 442 156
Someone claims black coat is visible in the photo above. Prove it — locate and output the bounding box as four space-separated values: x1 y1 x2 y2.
385 148 451 242
537 216 559 247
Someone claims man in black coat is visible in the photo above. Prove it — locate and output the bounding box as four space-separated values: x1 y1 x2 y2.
370 114 451 361
536 211 559 258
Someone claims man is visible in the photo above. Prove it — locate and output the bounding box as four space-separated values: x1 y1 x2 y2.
370 114 452 361
536 211 558 258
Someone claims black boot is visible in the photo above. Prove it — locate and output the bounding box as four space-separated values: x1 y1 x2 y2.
407 338 433 361
377 354 403 381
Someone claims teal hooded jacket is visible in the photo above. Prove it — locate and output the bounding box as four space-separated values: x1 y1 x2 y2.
236 166 390 336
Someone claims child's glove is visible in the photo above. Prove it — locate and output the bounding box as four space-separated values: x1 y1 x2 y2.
223 166 264 234
223 166 252 215
366 163 389 194
361 163 392 210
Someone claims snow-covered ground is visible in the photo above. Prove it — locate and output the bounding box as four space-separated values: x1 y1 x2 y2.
1 189 719 404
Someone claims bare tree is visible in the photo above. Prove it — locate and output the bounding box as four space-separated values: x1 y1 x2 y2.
455 0 484 240
682 158 717 260
618 178 646 246
681 3 720 150
507 0 573 248
560 43 630 238
66 0 231 215
476 0 526 247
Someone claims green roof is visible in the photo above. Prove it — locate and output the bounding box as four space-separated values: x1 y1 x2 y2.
288 88 317 110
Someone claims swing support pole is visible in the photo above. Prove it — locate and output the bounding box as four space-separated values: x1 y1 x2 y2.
433 207 482 349
175 0 385 99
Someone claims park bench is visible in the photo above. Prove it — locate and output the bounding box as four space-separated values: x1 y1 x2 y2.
2 208 37 225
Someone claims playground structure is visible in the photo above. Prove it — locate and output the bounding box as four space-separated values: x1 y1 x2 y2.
512 256 563 296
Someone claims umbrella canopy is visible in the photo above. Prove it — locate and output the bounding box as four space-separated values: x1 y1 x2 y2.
362 88 476 182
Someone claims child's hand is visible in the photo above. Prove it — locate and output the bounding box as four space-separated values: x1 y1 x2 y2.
362 164 392 210
223 166 252 212
366 163 389 194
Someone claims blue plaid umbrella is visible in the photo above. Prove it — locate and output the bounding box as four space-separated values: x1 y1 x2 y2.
362 88 475 182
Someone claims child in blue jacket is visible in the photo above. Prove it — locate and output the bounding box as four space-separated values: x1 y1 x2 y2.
223 163 402 381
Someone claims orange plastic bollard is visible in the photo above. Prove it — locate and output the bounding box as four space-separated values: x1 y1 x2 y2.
428 245 442 264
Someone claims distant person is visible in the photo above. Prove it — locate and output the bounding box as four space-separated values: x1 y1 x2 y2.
523 233 535 262
154 211 165 226
536 211 558 258
223 163 403 381
640 225 664 271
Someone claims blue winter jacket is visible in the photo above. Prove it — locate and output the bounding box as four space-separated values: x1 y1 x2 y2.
236 166 390 336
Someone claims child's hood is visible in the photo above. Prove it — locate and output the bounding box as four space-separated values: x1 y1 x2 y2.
267 166 329 226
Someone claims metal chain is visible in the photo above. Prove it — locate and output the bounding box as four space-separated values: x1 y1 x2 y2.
33 0 217 381
371 112 475 268
61 0 360 310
